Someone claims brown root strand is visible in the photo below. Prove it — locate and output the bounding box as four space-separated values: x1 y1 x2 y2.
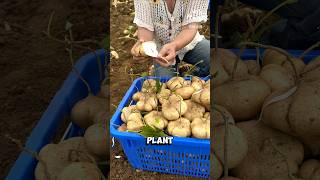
231 46 246 79
66 47 92 95
213 105 229 177
299 41 320 59
5 134 51 180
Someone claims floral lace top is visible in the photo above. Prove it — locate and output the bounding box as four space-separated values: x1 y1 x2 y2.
133 0 209 60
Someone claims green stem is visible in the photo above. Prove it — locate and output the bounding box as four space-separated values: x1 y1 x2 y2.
299 41 320 59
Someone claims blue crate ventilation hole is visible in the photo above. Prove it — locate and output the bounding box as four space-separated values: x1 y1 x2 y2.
6 49 108 180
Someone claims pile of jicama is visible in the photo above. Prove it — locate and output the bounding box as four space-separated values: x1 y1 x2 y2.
212 47 320 180
34 80 108 180
118 76 211 139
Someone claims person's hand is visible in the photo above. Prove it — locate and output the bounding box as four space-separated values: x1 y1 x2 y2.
156 42 177 67
131 40 149 63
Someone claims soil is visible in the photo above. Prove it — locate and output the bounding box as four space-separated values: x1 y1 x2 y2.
110 1 209 179
0 0 107 179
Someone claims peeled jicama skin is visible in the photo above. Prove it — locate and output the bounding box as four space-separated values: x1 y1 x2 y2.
57 162 102 180
232 121 304 180
213 125 248 169
213 76 271 121
299 159 320 180
133 43 148 57
162 94 188 120
132 92 158 112
191 117 210 139
167 118 191 137
84 124 107 160
71 95 107 128
183 100 205 121
259 64 295 92
144 111 168 130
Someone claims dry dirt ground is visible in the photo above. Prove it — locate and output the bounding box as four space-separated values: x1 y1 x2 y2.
0 0 107 179
110 1 209 179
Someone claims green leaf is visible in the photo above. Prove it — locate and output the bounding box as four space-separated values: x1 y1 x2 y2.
140 72 149 77
155 79 162 93
139 125 168 137
155 117 160 124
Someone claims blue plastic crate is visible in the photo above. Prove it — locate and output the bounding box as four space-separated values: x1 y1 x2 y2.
6 49 107 180
230 49 320 64
110 76 211 179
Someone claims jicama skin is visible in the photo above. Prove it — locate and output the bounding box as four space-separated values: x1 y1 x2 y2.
233 121 304 180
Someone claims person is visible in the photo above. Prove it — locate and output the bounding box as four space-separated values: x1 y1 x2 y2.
131 0 210 77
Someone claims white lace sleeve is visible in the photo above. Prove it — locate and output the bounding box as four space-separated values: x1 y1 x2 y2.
133 0 154 31
182 0 209 26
